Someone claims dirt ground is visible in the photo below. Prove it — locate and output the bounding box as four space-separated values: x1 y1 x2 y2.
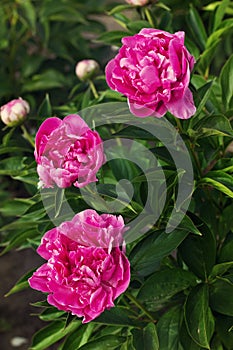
0 249 46 350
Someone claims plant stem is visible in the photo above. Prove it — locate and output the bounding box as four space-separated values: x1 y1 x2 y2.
89 80 99 99
125 292 155 322
21 125 35 148
144 7 155 28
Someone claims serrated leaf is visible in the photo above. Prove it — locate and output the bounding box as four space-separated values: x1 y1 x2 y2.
184 284 215 349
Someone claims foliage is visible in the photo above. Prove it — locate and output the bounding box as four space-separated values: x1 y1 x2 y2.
1 0 233 349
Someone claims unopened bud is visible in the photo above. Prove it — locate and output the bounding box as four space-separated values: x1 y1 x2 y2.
125 0 150 6
75 59 100 81
0 97 30 127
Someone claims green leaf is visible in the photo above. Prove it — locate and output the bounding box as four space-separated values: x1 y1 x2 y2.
220 54 233 109
18 0 37 33
194 114 233 138
219 234 233 262
38 93 52 118
178 215 216 280
184 284 215 349
77 335 126 350
30 320 81 350
108 4 133 15
94 306 139 327
199 171 233 198
138 268 197 311
22 70 67 92
157 306 182 350
216 315 233 350
0 229 37 255
143 323 159 350
127 21 151 34
187 6 207 51
130 229 189 277
213 0 231 30
39 308 66 322
210 275 233 316
96 31 127 46
5 269 35 296
193 81 214 117
166 213 202 236
209 262 233 280
132 323 159 350
197 41 221 75
180 320 202 350
0 198 33 217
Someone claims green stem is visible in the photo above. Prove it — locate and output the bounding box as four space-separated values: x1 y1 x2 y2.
89 80 99 99
21 125 35 148
125 292 155 322
188 141 202 178
144 7 155 28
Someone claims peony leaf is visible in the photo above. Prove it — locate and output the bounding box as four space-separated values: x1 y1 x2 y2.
30 320 81 350
132 323 159 350
138 268 197 311
220 54 233 109
157 306 182 350
210 275 233 316
184 284 215 349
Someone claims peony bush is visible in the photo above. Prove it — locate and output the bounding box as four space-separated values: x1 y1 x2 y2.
0 0 233 349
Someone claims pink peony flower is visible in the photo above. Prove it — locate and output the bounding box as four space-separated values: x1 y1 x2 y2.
105 28 196 119
35 114 105 188
75 59 100 81
28 210 130 323
0 97 30 126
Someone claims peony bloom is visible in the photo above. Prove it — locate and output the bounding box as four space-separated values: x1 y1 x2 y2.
125 0 150 5
106 28 196 119
35 114 105 188
75 59 100 81
28 210 130 323
0 97 30 126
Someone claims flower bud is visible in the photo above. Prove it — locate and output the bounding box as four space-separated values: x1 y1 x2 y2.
125 0 150 6
0 97 30 127
75 59 100 81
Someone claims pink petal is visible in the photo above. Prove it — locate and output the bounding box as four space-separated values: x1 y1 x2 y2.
166 88 196 119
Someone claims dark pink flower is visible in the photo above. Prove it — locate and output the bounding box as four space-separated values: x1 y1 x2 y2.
106 28 196 119
35 114 105 188
28 210 130 323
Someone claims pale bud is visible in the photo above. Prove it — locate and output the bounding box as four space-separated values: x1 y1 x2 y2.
75 59 100 81
125 0 150 6
0 97 30 127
